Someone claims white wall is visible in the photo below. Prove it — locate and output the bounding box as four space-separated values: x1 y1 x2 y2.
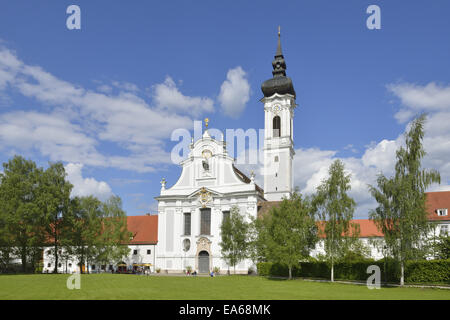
42 244 157 273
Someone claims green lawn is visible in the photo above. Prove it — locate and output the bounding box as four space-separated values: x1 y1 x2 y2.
0 274 449 300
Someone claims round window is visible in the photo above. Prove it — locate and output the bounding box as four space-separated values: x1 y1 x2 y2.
183 239 191 252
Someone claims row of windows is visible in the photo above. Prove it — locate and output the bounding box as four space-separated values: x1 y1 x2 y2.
88 265 114 271
47 249 152 268
47 263 67 268
46 263 117 271
183 209 230 236
133 249 151 255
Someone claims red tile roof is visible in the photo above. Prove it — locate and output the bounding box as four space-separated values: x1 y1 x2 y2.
316 219 384 238
256 191 450 238
127 215 158 245
426 191 450 221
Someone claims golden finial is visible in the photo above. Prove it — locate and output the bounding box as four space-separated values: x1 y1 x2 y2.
278 25 281 36
204 118 209 129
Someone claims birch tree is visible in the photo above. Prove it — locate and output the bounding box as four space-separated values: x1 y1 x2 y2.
369 114 440 285
313 159 357 282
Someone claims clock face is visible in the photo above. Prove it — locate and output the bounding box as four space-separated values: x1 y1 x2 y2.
273 105 281 112
202 150 212 159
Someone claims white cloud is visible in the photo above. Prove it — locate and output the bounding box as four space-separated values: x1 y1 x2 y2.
218 67 250 118
0 46 213 172
153 76 214 117
361 138 400 176
291 82 450 218
388 82 450 123
65 163 113 201
0 111 104 166
389 82 450 179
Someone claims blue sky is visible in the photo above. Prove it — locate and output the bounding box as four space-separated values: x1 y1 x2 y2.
0 0 449 218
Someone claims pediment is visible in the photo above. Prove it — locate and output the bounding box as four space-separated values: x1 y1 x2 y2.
187 187 222 199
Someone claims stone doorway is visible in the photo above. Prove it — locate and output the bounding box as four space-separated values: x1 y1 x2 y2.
198 251 210 274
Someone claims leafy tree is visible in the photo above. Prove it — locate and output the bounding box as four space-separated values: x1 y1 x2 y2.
38 162 73 273
0 156 44 272
257 191 318 280
312 159 357 282
0 219 14 272
432 235 450 260
94 196 131 268
65 196 103 274
339 239 372 262
369 114 440 285
219 205 249 275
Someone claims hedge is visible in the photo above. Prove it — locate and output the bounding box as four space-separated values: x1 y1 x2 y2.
257 259 450 284
406 260 450 283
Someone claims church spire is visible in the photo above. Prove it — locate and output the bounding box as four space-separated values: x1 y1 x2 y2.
275 26 282 57
261 27 295 98
272 26 287 77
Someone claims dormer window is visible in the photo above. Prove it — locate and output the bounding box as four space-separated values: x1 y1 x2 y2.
437 209 448 216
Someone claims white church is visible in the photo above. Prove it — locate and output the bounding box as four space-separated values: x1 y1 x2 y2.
154 30 298 274
152 30 450 274
41 31 450 275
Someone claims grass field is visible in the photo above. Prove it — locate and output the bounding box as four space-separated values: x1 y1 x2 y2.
0 274 449 300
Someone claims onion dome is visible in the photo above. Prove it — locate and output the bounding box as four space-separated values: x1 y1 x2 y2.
261 27 296 98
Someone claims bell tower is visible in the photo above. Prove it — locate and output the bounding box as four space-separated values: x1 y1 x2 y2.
261 27 296 201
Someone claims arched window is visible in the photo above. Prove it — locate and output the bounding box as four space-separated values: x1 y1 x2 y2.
274 156 279 162
273 116 281 137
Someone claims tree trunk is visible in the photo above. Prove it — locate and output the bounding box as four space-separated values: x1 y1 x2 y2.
288 266 292 280
331 262 334 282
400 262 404 286
21 247 27 273
53 241 58 274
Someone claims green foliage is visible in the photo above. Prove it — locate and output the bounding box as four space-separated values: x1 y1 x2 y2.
257 259 450 284
339 240 373 263
254 191 318 279
219 205 250 273
432 235 450 260
312 159 357 281
39 162 73 273
64 196 103 273
406 259 450 283
369 114 441 285
0 156 45 272
94 196 131 266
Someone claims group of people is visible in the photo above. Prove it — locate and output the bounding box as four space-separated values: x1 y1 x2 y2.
186 269 197 276
185 269 216 277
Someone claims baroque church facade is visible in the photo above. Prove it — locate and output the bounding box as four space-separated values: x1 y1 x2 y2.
39 32 449 275
154 30 296 274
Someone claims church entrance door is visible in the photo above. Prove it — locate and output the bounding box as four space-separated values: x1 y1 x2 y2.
198 251 209 274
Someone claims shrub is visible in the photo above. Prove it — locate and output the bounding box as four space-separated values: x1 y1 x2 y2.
406 259 450 284
256 262 272 276
257 259 450 284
